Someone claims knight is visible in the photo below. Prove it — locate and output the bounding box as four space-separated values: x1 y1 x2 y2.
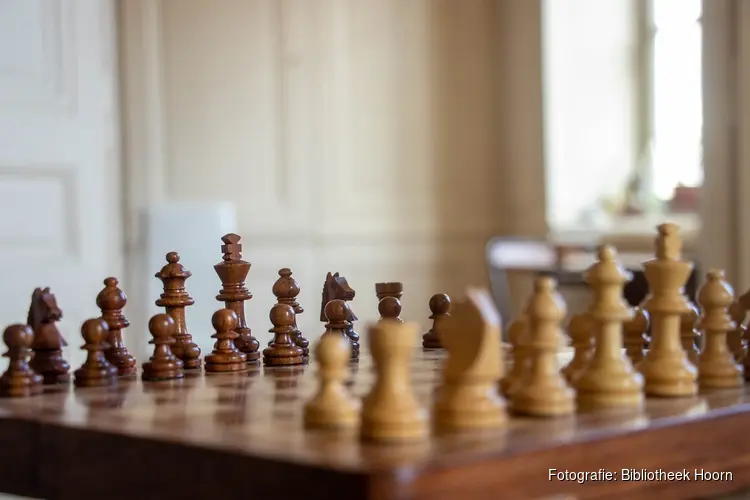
28 287 70 384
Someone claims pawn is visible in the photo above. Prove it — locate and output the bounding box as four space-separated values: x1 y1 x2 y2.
303 334 360 429
698 270 744 389
511 277 575 417
263 304 304 366
423 293 450 349
623 307 649 365
142 314 184 381
270 268 310 357
728 301 747 362
680 304 701 366
575 245 643 411
561 313 593 384
378 296 403 323
322 300 357 359
205 309 248 373
361 320 428 442
499 316 529 396
0 324 42 398
74 318 118 388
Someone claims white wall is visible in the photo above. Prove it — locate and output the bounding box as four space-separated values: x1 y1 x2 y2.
120 0 547 359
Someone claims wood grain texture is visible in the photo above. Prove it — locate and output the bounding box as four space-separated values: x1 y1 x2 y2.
0 349 748 499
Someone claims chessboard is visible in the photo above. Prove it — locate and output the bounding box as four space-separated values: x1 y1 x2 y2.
0 346 747 500
3 224 750 500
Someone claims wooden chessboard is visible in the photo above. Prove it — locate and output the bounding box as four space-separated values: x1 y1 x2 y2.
0 348 749 500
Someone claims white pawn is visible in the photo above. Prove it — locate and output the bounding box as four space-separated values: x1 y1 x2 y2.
303 334 360 429
575 245 644 411
360 320 428 442
511 277 575 417
638 223 698 397
697 270 744 389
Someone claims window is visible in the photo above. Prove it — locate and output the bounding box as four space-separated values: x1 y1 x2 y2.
542 0 703 234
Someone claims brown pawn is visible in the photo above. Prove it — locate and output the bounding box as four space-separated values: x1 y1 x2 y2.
623 307 649 364
96 277 137 377
271 268 310 357
155 252 202 369
0 325 42 397
322 300 357 357
423 293 451 348
264 304 304 366
205 309 248 373
142 313 184 381
74 318 118 388
378 296 403 323
214 233 260 362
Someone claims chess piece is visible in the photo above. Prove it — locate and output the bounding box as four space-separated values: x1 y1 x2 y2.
561 313 593 384
728 301 747 362
27 287 69 384
214 233 260 362
423 293 451 349
637 223 698 397
155 252 202 370
575 245 644 411
361 320 429 442
377 297 403 323
680 303 701 366
96 277 137 377
511 277 575 417
0 324 42 397
303 334 359 429
263 304 304 366
205 308 248 373
271 268 310 357
698 270 744 389
142 313 184 381
321 272 359 358
433 288 507 431
74 318 118 388
499 316 529 396
375 282 403 301
322 300 357 359
623 307 649 365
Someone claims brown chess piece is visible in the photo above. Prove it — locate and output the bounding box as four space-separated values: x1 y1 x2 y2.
423 293 450 348
155 252 202 369
263 304 304 366
74 318 118 388
321 272 360 359
378 296 403 323
142 313 185 381
271 268 310 357
27 287 69 384
205 309 248 373
0 324 43 397
214 233 260 362
96 277 137 377
322 300 358 358
375 282 403 301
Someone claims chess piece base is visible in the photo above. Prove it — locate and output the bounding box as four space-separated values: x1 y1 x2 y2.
171 336 202 369
360 410 429 442
0 373 43 397
638 354 697 397
422 333 442 349
74 364 118 388
29 350 70 385
263 344 304 366
303 399 360 430
142 361 184 381
511 384 575 417
699 356 744 389
105 349 137 377
205 351 248 373
433 385 507 431
575 362 644 410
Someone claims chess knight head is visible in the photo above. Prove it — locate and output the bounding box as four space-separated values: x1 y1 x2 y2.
28 287 63 325
320 272 356 321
